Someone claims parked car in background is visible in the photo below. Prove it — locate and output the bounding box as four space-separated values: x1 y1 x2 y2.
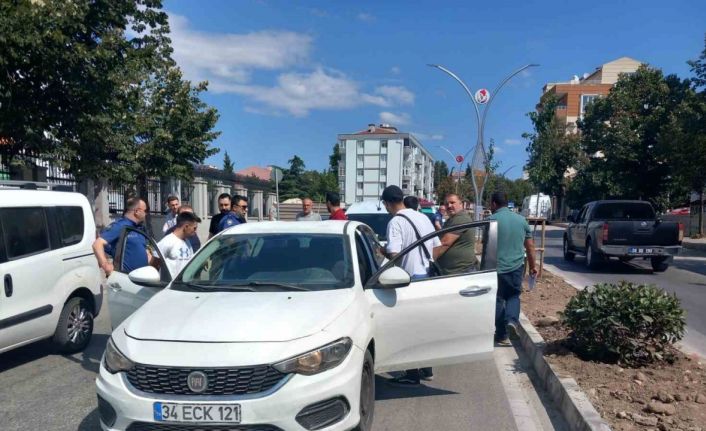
344 200 391 244
563 200 684 271
668 207 690 216
0 189 102 354
97 220 499 430
521 193 552 219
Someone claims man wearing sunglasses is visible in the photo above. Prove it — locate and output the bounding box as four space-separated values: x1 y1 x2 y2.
218 195 249 231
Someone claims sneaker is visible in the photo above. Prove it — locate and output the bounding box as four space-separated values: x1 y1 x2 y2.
388 374 421 386
506 321 519 338
420 369 434 381
494 336 511 346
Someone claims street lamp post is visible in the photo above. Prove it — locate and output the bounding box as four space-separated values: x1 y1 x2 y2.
436 145 463 195
428 63 539 220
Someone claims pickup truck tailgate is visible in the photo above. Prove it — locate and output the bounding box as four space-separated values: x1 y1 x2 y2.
604 220 680 246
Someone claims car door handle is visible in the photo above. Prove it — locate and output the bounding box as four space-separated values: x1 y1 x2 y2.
108 282 122 292
459 286 492 297
4 274 12 297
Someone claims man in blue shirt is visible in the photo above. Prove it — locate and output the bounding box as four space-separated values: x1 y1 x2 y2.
92 197 151 275
218 195 248 232
489 192 538 345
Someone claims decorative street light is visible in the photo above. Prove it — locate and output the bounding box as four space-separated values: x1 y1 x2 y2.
428 63 539 219
436 145 464 194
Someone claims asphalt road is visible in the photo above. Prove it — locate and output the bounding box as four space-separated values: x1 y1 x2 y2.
540 225 706 358
0 304 565 431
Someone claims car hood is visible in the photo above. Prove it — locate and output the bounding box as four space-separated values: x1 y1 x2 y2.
123 288 355 343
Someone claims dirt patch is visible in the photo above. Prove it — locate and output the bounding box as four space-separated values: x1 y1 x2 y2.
522 271 706 430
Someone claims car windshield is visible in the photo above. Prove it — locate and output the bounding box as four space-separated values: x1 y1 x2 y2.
593 203 655 220
346 213 392 241
176 233 354 291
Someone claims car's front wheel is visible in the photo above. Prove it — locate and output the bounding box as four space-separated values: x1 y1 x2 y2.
353 349 375 431
53 297 94 354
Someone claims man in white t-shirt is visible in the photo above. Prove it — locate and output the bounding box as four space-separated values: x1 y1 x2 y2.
379 185 440 387
380 186 440 278
157 211 200 277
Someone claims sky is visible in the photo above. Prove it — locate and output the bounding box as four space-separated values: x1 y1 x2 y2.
163 0 706 179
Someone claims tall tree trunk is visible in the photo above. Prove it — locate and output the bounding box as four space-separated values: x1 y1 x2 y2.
699 188 704 238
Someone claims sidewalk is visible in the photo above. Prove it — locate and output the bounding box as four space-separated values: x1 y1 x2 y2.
683 236 706 252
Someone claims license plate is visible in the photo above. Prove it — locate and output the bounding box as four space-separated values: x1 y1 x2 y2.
153 402 241 423
629 247 644 254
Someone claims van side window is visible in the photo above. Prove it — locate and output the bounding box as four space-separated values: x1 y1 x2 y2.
57 206 84 246
0 207 50 259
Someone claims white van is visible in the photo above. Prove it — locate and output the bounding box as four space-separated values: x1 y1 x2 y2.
344 200 391 244
521 193 552 219
0 189 102 354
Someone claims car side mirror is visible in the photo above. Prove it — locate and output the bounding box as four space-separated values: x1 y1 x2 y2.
377 266 411 289
128 266 163 287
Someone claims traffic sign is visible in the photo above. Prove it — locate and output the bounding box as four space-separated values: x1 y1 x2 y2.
474 88 490 104
455 155 464 164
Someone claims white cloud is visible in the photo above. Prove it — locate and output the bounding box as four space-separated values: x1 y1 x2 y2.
357 12 375 22
390 66 401 75
373 86 415 105
168 13 313 85
504 138 522 146
379 112 411 126
494 146 506 154
309 8 329 17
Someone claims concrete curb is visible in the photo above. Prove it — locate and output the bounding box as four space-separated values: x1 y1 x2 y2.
682 240 706 252
516 312 612 431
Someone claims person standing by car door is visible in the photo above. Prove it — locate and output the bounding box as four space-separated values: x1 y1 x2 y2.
218 195 248 231
164 204 202 251
92 197 151 276
379 185 440 385
433 193 478 275
157 212 201 276
162 195 180 234
208 193 231 239
489 192 538 345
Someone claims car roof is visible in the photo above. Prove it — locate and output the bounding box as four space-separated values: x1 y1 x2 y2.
0 190 89 207
220 220 366 236
345 201 387 214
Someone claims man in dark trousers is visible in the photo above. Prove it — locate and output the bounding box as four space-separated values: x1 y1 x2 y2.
489 191 538 345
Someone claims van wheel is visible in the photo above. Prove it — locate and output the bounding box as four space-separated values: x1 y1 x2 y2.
585 241 602 270
53 297 94 354
651 257 669 272
563 237 575 261
353 349 375 431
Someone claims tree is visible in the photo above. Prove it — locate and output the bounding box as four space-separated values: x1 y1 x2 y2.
433 160 449 195
279 155 307 200
223 151 234 175
328 143 341 174
523 94 581 214
573 65 690 211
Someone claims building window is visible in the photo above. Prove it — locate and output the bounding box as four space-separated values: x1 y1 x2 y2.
580 94 599 116
338 166 345 176
357 140 364 150
379 182 385 189
381 154 387 162
357 182 363 191
357 155 364 164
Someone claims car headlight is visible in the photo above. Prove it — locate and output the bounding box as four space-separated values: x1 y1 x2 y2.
103 337 135 374
273 338 352 375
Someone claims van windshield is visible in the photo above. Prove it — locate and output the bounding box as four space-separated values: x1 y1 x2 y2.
346 213 392 241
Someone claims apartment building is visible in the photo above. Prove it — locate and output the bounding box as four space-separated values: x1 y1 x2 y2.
337 124 435 205
539 57 643 130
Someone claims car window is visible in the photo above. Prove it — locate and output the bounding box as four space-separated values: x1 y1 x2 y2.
355 233 373 284
359 226 385 268
115 228 170 282
56 206 84 246
371 220 493 286
578 206 589 223
179 233 354 291
0 207 50 259
593 202 655 220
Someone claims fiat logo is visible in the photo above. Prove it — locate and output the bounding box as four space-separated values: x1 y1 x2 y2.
187 371 208 393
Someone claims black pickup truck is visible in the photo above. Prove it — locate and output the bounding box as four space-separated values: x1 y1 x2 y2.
563 200 684 271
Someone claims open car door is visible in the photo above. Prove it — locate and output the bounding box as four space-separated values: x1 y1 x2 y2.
106 227 172 329
365 220 498 373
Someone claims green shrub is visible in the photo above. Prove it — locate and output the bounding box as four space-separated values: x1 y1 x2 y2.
560 281 685 367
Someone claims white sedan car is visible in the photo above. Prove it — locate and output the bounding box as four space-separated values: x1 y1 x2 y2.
96 220 498 431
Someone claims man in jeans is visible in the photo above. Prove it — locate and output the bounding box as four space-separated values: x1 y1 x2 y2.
489 192 538 345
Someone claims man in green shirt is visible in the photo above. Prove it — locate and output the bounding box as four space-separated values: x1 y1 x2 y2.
489 192 538 344
433 194 478 275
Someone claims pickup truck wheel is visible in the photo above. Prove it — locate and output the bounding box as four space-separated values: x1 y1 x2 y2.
563 237 575 261
585 241 602 270
651 257 669 272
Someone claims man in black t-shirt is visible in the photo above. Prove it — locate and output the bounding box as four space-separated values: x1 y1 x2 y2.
208 193 232 239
